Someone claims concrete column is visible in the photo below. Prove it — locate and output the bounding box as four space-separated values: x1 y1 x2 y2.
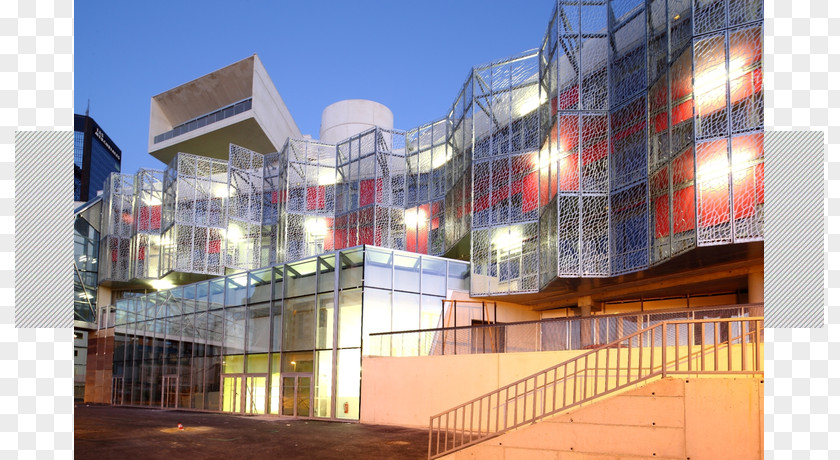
748 270 764 319
579 296 593 347
748 271 764 304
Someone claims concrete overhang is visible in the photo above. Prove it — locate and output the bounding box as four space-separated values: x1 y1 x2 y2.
149 117 276 164
148 54 301 164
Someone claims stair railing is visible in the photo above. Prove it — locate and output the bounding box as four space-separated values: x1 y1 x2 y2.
428 317 763 459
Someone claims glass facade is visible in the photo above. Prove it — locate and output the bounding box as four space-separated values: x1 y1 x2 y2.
111 246 469 419
96 1 763 299
74 216 99 324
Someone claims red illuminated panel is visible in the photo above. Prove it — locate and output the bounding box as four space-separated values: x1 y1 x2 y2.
522 171 539 213
558 85 578 111
306 186 326 211
324 218 334 251
137 205 162 231
697 140 730 227
654 194 669 239
673 186 696 233
360 180 375 207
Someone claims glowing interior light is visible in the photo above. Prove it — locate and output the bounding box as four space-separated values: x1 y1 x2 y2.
535 148 561 170
226 226 243 242
694 57 747 95
143 196 162 206
404 208 427 228
493 230 523 254
318 170 337 186
212 183 230 198
305 217 328 237
432 151 452 169
151 279 174 291
517 92 548 117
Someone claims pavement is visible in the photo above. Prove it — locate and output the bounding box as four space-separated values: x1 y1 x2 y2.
75 405 429 460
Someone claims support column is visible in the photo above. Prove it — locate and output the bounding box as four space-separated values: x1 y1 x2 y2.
579 296 593 347
748 270 764 318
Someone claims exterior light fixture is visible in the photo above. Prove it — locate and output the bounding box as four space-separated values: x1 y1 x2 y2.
404 208 427 228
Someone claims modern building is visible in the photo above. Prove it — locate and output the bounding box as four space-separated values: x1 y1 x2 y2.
74 112 121 399
74 114 122 203
86 1 764 457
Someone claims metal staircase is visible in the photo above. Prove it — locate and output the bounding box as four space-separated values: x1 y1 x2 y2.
428 317 764 459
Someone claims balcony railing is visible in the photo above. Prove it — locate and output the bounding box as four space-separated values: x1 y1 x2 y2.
369 303 762 357
428 316 764 459
153 98 252 144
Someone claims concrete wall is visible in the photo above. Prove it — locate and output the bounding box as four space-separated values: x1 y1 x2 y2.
360 350 585 428
319 100 393 144
251 54 302 150
444 377 763 460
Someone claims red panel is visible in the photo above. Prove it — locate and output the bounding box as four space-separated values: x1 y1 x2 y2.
359 225 373 245
324 218 334 251
151 206 161 230
654 194 669 239
654 112 668 133
755 162 764 204
672 148 695 185
491 185 509 206
360 180 375 207
558 85 579 110
138 245 146 261
474 193 489 213
406 225 416 252
522 172 539 213
306 186 326 211
733 171 756 220
673 186 696 233
671 100 693 126
207 239 221 254
582 138 608 166
612 121 645 143
374 178 384 204
334 229 346 250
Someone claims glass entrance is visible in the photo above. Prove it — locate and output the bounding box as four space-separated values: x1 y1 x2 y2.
222 375 268 414
222 376 242 412
281 374 312 417
161 375 178 408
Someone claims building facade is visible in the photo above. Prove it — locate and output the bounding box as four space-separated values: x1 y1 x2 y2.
74 114 122 203
90 0 764 424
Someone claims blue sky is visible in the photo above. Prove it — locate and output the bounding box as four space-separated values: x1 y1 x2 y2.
75 1 553 176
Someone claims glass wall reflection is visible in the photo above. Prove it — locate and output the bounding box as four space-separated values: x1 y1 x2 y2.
111 245 469 420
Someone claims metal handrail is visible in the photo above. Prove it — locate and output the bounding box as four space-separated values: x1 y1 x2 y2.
428 317 764 459
371 303 762 357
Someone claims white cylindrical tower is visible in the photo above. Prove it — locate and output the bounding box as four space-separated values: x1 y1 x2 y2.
319 99 394 144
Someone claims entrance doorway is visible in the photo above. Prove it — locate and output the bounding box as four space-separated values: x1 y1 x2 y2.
222 374 268 414
161 375 178 408
281 374 312 417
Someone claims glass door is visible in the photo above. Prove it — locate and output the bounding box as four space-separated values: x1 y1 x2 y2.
244 376 267 414
161 375 178 408
223 375 268 414
281 374 312 417
222 376 243 413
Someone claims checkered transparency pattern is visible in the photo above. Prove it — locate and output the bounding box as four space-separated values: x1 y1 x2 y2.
764 0 840 459
0 0 73 458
